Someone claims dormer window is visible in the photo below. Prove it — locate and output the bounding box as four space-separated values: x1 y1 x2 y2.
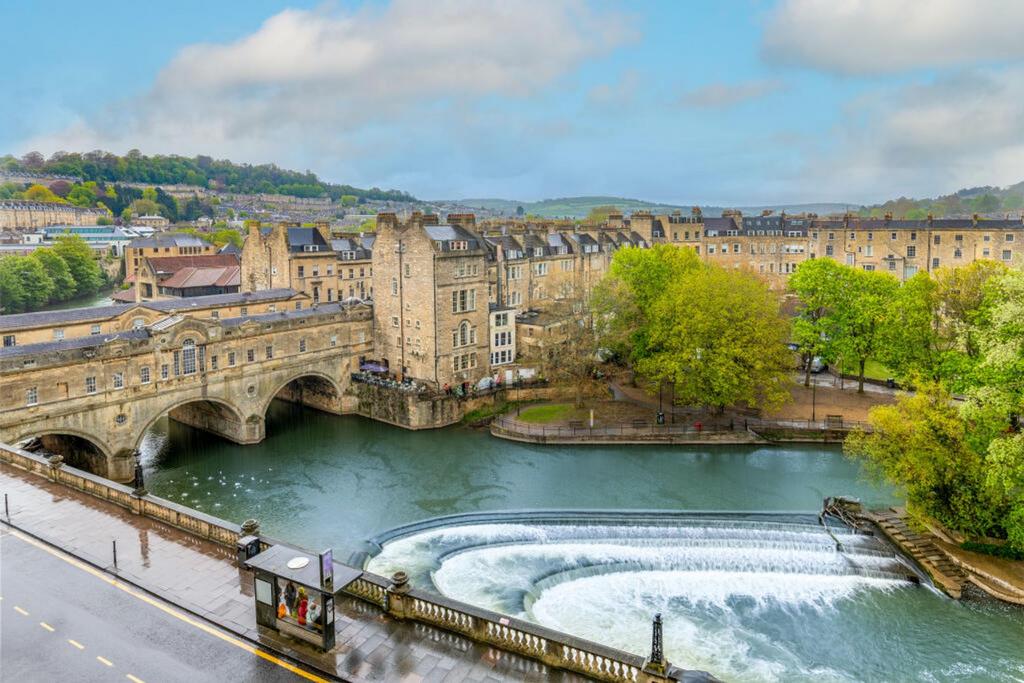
303 244 320 252
449 240 468 251
341 251 356 260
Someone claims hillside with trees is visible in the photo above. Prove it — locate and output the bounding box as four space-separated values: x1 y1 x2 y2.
1 150 415 202
857 182 1024 219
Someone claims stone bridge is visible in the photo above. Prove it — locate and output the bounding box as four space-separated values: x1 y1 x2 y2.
0 303 374 482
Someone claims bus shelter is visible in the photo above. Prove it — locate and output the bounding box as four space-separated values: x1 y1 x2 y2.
245 544 362 651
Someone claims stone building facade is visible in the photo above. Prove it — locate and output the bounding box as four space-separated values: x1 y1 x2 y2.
0 200 108 229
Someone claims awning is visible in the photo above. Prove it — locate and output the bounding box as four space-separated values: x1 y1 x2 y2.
360 363 388 373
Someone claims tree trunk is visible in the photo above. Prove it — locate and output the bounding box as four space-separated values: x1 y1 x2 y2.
804 360 812 388
858 358 866 394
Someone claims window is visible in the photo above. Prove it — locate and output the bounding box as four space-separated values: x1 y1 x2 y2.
827 232 835 240
113 372 124 389
862 264 875 271
910 232 917 241
984 234 991 242
867 232 873 241
846 254 855 265
298 265 305 278
1003 250 1013 261
240 307 248 316
210 355 218 370
299 338 307 353
132 317 146 330
888 259 897 271
265 345 274 360
934 235 941 245
983 248 991 257
182 339 197 375
228 351 236 366
494 312 508 326
452 289 476 313
211 310 219 319
449 240 468 250
247 348 255 363
26 387 38 406
268 304 277 313
891 232 897 240
403 263 410 277
954 248 962 259
140 367 151 384
906 245 916 258
391 315 399 327
865 245 873 257
1007 234 1016 242
91 324 101 335
2 335 14 347
330 335 337 347
391 277 398 296
955 234 963 242
86 376 97 394
53 328 64 341
932 258 940 269
533 262 548 276
825 245 834 256
161 364 169 380
312 266 319 277
509 265 523 280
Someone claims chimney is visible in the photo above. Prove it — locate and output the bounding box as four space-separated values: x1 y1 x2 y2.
376 212 399 232
314 220 331 244
446 213 477 230
972 213 980 227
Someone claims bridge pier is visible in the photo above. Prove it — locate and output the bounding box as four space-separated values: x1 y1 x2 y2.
167 402 265 445
273 376 345 415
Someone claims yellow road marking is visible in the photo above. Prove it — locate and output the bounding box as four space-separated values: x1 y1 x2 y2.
97 656 114 667
8 528 325 682
40 621 55 632
68 639 85 650
126 675 146 683
14 605 28 616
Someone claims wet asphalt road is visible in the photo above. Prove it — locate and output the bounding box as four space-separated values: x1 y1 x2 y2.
0 528 314 683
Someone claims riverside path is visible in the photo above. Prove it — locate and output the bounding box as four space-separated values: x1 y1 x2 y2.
0 462 590 682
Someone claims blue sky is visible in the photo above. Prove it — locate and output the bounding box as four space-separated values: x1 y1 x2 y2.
4 1 1024 205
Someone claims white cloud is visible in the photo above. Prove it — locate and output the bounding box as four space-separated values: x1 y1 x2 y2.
679 79 785 108
763 0 1024 75
587 69 641 105
23 0 634 191
798 67 1024 202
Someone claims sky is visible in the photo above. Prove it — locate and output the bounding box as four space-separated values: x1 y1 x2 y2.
3 0 1024 206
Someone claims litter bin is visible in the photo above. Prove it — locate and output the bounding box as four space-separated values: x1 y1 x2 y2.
885 378 896 389
237 535 261 566
656 411 665 425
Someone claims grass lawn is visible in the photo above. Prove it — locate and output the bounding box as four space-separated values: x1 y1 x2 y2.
841 358 893 381
517 403 582 424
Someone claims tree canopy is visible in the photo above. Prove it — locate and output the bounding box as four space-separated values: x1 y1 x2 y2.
2 150 415 202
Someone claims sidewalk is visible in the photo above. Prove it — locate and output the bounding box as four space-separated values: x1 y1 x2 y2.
0 462 588 682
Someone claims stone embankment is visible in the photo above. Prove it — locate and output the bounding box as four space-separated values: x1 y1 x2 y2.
491 414 864 446
861 508 1024 605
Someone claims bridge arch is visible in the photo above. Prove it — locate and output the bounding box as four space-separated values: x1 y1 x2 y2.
261 370 345 418
133 395 256 451
13 428 113 478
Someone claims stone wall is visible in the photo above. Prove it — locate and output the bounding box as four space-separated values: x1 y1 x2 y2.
353 383 461 429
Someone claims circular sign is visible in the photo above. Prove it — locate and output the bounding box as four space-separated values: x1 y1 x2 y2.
286 556 310 570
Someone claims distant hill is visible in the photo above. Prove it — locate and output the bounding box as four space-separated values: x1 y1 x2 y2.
1 150 415 203
858 182 1024 219
453 195 853 219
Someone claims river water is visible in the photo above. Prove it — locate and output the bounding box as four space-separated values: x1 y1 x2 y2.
141 400 1024 682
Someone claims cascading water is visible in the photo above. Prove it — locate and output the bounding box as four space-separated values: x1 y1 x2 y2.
367 514 1024 682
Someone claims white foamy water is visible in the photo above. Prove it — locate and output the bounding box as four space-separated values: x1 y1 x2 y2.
366 518 1024 682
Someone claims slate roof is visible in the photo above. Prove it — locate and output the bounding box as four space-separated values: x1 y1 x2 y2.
425 224 482 251
0 289 300 331
0 329 150 359
146 254 239 276
128 234 206 249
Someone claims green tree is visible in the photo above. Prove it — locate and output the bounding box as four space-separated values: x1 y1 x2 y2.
30 248 76 302
833 269 899 392
66 183 97 207
789 258 846 386
634 264 793 413
129 198 160 216
0 257 28 313
0 256 55 311
845 384 1004 541
595 244 702 361
586 205 618 223
340 194 358 207
53 235 103 297
23 184 65 203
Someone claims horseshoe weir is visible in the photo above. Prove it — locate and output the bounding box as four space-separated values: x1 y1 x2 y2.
130 405 1024 683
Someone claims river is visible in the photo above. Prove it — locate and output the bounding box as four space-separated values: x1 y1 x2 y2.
140 400 1024 682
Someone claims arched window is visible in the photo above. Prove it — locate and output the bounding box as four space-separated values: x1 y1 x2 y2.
182 338 197 375
459 322 469 347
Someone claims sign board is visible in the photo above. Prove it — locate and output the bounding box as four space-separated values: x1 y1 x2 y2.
319 549 333 589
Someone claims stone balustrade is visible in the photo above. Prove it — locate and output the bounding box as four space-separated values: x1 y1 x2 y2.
340 569 687 683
